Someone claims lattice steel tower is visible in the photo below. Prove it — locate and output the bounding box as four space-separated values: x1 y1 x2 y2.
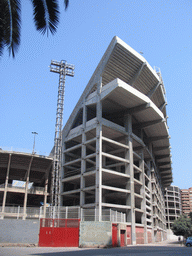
50 60 74 217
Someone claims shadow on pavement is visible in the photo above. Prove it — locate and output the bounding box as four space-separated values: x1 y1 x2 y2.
31 245 187 256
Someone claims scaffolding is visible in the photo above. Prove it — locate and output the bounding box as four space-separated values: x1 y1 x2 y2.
50 60 74 218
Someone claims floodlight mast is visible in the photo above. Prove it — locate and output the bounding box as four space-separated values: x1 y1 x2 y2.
50 60 74 218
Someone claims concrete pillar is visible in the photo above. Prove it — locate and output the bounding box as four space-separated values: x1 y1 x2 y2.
95 77 102 221
43 162 52 218
23 156 33 220
150 162 155 243
1 153 12 219
140 150 147 243
80 103 87 211
125 114 136 245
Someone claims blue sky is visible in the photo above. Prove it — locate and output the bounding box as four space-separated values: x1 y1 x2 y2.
1 0 191 189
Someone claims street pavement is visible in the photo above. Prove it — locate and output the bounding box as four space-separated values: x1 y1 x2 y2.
0 239 191 256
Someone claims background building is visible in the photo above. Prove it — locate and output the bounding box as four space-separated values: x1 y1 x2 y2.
181 187 192 216
164 185 182 229
60 36 172 245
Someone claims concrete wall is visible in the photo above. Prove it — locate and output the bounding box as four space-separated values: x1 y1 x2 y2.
0 219 40 244
79 221 112 248
167 229 181 241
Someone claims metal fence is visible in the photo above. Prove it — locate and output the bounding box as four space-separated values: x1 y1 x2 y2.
0 206 44 219
0 205 126 223
81 208 126 223
45 206 81 219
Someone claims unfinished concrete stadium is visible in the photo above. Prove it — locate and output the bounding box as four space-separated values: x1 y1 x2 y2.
59 36 172 245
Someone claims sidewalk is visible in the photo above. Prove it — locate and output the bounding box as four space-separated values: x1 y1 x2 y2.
134 239 185 247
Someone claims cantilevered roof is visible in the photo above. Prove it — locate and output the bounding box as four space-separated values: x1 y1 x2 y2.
0 151 53 184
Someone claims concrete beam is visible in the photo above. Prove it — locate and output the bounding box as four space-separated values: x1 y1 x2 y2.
133 118 165 130
159 168 172 172
147 82 161 98
158 162 171 167
159 102 167 111
129 62 147 86
102 152 130 163
101 202 131 209
102 168 130 178
153 146 171 152
155 155 170 160
102 136 129 149
147 135 170 142
104 102 151 120
102 185 130 194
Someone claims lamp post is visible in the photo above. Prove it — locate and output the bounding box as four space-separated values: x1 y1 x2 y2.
32 132 38 154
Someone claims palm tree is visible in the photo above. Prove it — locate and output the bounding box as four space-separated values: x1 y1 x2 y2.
0 0 69 58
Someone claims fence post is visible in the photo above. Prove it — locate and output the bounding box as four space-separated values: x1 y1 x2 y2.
39 206 42 219
66 206 68 219
17 205 20 219
81 208 83 221
95 208 96 221
53 206 55 219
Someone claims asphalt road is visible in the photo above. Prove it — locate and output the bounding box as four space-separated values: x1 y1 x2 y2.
0 245 191 256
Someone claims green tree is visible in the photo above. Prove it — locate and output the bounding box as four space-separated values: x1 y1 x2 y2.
0 0 69 57
189 212 192 222
171 215 192 238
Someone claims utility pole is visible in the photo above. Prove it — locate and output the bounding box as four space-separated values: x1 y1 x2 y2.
50 60 74 218
32 132 38 154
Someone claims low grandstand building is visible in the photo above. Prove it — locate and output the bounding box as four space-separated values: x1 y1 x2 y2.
60 36 173 245
0 150 53 219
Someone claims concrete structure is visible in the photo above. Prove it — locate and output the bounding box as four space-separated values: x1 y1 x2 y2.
0 150 53 219
164 186 182 229
60 36 172 244
181 187 192 216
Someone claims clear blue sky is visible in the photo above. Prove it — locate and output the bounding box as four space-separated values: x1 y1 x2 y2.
1 0 191 189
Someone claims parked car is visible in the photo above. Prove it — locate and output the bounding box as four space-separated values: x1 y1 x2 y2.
186 237 192 247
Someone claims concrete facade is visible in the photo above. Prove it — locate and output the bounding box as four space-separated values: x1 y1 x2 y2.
60 36 172 245
164 185 182 229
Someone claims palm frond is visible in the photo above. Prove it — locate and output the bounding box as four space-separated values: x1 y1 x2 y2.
0 0 5 57
31 0 59 35
3 0 21 57
64 0 69 10
46 0 59 35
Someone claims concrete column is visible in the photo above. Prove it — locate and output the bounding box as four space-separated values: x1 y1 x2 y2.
95 77 102 221
125 114 136 245
146 161 152 241
23 156 33 220
150 162 155 243
43 162 52 218
140 151 147 243
80 103 87 210
1 153 12 219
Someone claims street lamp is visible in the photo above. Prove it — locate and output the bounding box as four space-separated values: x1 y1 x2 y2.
32 132 38 154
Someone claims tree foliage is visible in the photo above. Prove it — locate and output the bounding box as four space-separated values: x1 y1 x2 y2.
0 0 69 58
171 214 192 238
